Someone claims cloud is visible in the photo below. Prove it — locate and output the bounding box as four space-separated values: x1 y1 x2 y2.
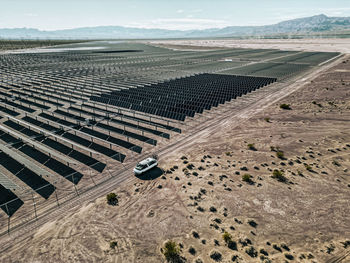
176 9 184 14
126 18 230 30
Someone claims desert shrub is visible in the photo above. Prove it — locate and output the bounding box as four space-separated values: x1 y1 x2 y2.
192 171 198 176
106 193 118 205
247 143 257 151
273 244 282 252
304 164 312 171
285 253 294 260
280 104 291 110
261 258 272 263
248 220 258 228
272 170 287 183
326 244 335 254
232 255 239 262
228 240 237 251
242 174 253 184
239 238 252 247
235 218 243 224
312 101 322 107
245 246 258 257
210 223 219 230
222 232 232 243
276 151 285 159
225 152 231 156
197 206 204 212
260 248 268 256
341 240 350 248
110 241 118 249
281 243 290 251
188 246 196 255
264 117 270 122
209 206 217 213
213 218 222 224
187 164 195 170
210 250 222 261
332 160 340 166
192 231 200 239
162 240 180 262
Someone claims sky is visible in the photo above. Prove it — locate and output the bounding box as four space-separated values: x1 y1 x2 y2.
0 0 349 31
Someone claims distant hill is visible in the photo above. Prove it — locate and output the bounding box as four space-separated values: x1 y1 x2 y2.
1 14 350 39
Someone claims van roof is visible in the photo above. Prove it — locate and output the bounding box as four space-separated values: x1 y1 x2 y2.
138 157 156 165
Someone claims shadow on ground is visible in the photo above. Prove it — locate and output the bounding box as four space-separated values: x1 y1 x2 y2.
135 167 164 180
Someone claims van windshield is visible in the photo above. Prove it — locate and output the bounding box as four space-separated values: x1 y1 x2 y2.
135 163 147 170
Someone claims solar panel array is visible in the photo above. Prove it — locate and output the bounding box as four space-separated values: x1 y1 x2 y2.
92 73 276 121
0 41 339 228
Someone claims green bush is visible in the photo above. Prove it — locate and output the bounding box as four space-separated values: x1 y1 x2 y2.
280 104 291 110
242 174 253 184
106 193 118 205
276 151 285 159
222 232 232 243
304 164 312 171
162 240 180 261
247 143 257 151
110 241 118 249
272 170 287 183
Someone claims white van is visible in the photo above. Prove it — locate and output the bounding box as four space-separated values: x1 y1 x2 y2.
133 157 158 175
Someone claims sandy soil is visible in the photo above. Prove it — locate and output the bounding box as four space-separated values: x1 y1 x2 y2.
1 56 350 262
150 39 350 53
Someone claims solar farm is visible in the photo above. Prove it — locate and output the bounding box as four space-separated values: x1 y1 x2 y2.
0 41 340 234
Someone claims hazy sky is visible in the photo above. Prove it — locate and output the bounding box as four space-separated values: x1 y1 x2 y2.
1 0 349 30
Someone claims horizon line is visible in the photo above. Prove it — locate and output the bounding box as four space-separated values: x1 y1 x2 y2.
0 13 339 32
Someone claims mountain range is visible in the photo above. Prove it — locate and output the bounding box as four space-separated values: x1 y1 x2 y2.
1 14 350 39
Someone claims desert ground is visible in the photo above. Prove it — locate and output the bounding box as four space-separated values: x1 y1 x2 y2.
151 38 350 53
1 44 350 263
